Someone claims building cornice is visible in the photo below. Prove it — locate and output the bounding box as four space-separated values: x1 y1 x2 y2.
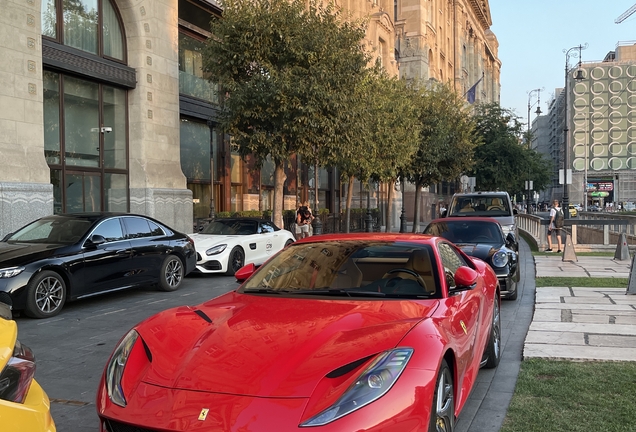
468 0 492 29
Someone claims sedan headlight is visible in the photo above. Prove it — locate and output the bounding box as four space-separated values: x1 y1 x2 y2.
105 329 138 407
0 267 25 278
300 348 413 427
491 250 509 268
206 244 227 256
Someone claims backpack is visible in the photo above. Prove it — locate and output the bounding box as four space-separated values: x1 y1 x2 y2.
554 208 564 228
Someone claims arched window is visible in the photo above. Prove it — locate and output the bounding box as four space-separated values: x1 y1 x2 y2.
41 0 125 62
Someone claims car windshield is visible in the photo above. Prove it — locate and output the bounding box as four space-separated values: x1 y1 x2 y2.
424 221 504 246
448 196 511 217
240 240 440 298
6 217 92 244
201 220 258 235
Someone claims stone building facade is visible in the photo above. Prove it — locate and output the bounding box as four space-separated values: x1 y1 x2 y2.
0 0 500 238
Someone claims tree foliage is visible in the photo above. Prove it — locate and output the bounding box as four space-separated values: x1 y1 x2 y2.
203 0 370 227
469 103 550 196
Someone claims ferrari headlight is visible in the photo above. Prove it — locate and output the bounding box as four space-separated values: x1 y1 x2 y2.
105 329 138 407
492 250 509 268
300 348 413 427
206 244 227 256
0 267 25 278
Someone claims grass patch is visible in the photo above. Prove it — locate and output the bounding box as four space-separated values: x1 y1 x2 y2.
536 277 628 287
501 359 636 432
519 231 538 252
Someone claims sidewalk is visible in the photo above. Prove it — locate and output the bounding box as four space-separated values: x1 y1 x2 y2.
524 255 636 362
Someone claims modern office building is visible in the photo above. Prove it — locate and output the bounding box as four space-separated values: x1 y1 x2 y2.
0 0 499 238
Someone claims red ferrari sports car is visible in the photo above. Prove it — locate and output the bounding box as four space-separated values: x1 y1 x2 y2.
97 233 501 432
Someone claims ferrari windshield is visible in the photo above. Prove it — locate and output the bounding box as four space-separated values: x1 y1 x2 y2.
201 219 258 235
240 241 440 298
6 217 92 244
424 220 504 246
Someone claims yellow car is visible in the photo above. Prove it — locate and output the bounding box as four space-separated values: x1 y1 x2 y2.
0 303 56 431
569 205 578 217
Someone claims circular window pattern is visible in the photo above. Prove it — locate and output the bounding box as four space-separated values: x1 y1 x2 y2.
628 142 636 155
628 157 636 169
573 112 587 127
629 94 636 109
573 129 587 144
629 80 636 93
609 158 624 170
591 81 605 95
591 143 606 156
609 142 625 156
591 67 605 80
572 158 585 170
629 110 636 124
591 158 607 170
609 80 624 94
609 111 623 125
628 127 636 140
591 127 606 141
628 65 636 78
609 66 623 79
591 111 605 126
573 81 588 96
573 144 586 157
573 96 588 110
591 96 606 110
609 127 623 141
609 96 623 110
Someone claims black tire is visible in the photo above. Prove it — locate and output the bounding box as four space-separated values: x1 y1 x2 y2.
25 270 66 319
226 247 245 276
429 359 454 432
158 255 184 292
285 239 294 247
484 297 502 369
506 282 518 301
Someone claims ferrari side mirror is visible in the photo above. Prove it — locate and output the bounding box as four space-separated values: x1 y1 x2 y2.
235 263 256 283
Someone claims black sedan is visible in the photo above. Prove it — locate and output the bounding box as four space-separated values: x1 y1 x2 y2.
0 213 196 318
424 217 519 300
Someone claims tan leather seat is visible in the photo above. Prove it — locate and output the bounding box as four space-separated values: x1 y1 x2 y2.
382 250 435 294
488 198 504 211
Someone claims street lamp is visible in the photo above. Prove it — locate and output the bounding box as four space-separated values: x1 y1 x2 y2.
562 43 587 219
399 177 407 233
526 88 543 214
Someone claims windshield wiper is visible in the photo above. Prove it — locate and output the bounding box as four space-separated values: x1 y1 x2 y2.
292 289 386 297
243 288 286 294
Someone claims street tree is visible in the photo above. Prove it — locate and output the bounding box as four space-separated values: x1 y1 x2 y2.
203 0 369 228
404 81 478 231
470 103 550 197
365 74 420 232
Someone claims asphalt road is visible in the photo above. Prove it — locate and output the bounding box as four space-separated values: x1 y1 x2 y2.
14 243 535 432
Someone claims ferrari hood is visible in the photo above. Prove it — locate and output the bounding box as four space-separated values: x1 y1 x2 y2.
137 292 438 398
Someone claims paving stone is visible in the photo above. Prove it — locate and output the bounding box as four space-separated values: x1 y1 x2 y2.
523 344 636 361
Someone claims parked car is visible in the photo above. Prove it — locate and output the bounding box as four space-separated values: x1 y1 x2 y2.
444 191 518 251
624 202 636 211
0 301 56 431
568 205 578 218
589 204 601 212
97 233 501 431
0 213 196 318
189 218 295 275
424 217 519 300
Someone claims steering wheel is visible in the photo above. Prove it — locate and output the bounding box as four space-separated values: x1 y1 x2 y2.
383 268 426 288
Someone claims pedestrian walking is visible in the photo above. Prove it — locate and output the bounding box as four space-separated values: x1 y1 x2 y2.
546 199 564 252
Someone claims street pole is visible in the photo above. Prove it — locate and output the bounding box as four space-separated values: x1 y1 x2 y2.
527 88 543 215
399 177 407 233
365 180 373 232
563 43 587 219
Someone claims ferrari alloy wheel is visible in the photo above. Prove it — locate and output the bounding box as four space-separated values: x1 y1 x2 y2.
429 359 454 432
226 247 245 276
484 297 502 368
158 255 184 292
25 270 66 318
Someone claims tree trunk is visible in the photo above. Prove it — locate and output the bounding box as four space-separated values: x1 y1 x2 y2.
273 162 287 229
386 179 395 233
345 175 354 233
412 182 422 232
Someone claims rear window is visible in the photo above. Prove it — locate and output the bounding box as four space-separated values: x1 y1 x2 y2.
448 194 512 217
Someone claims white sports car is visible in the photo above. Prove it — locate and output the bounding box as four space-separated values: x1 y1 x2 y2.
189 218 295 275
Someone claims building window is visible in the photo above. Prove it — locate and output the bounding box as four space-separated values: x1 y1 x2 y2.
41 0 125 61
179 33 219 103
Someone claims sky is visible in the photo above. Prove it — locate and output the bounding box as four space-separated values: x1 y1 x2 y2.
488 0 636 125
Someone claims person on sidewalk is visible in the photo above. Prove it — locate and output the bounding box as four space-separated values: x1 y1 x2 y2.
546 199 564 252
